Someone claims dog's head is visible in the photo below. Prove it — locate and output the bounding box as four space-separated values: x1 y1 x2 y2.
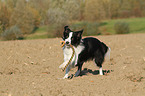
62 26 83 47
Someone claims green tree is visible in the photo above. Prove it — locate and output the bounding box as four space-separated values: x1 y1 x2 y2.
1 25 23 40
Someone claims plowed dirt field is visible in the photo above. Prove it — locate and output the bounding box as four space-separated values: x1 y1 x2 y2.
0 33 145 96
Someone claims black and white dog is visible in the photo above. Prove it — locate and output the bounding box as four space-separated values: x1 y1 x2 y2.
59 26 111 79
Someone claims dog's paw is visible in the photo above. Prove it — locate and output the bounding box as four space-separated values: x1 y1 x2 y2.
75 70 81 77
63 74 69 79
62 74 74 79
68 74 74 79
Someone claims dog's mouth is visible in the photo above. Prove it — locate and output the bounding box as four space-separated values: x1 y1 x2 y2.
66 44 71 47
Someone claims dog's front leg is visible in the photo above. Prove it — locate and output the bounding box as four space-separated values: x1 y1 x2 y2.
75 62 83 77
59 60 69 69
75 54 78 66
63 66 71 79
59 52 69 69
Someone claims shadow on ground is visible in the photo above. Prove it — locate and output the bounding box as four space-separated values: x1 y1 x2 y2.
80 68 114 76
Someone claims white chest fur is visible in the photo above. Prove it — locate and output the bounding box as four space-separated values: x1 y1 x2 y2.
63 42 84 67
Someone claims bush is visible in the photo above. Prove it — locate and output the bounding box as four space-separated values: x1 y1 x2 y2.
114 21 130 34
1 25 23 40
71 21 100 36
0 22 3 34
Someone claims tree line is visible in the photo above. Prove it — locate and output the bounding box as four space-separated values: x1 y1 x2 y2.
0 0 145 40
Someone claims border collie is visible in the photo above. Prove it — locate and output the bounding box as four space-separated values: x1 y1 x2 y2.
59 26 111 79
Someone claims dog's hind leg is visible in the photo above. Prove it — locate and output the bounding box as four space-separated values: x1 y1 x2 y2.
99 67 103 75
75 68 81 77
94 58 104 75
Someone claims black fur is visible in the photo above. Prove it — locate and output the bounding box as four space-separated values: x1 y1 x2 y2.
62 26 109 76
71 30 83 47
63 26 72 40
76 37 108 74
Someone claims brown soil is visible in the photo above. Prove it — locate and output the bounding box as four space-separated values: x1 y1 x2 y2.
0 33 145 96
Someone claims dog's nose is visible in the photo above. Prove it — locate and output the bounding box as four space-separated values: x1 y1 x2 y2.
66 41 69 45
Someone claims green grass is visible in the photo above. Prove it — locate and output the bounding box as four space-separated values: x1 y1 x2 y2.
100 17 145 34
25 26 48 39
25 25 56 40
25 17 145 40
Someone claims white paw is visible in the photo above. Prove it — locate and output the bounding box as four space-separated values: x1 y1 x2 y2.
100 73 103 75
99 71 103 75
63 74 68 79
99 67 103 75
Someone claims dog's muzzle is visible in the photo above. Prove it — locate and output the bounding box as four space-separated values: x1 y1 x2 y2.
66 41 69 45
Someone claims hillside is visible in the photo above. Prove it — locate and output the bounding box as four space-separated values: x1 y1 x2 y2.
25 17 145 40
0 33 145 96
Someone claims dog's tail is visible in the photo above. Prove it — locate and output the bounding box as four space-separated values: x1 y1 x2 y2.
105 47 111 61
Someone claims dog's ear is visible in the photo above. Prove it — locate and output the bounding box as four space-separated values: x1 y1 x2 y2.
62 26 71 39
64 26 71 33
79 29 83 34
77 29 83 37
